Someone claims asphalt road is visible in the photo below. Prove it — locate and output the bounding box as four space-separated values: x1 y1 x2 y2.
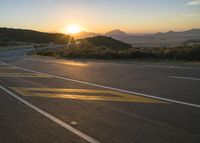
0 48 200 143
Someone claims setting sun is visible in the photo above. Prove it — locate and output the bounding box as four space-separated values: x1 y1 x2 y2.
64 24 81 34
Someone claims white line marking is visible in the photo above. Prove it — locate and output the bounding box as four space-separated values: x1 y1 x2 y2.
169 76 200 81
140 65 200 70
1 61 200 108
24 57 200 70
0 85 100 143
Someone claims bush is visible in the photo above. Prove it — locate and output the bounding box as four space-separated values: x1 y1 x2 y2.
37 44 200 61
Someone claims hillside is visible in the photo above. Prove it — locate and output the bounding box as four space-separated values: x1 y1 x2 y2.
0 28 71 44
78 36 132 49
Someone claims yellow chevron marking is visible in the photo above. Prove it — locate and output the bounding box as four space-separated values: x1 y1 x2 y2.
11 87 165 103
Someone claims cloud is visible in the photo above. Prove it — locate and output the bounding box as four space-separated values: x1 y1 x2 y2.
186 0 200 6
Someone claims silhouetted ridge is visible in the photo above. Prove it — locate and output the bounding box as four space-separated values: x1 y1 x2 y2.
0 27 71 44
79 36 132 49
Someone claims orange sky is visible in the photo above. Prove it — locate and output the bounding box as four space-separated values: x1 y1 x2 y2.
0 0 200 34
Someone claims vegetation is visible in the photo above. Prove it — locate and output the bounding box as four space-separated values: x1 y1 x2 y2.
37 36 200 61
0 27 71 44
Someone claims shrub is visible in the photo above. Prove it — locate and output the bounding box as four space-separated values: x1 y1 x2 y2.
37 44 200 61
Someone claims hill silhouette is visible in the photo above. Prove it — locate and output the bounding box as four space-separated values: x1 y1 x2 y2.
78 36 132 49
0 27 71 44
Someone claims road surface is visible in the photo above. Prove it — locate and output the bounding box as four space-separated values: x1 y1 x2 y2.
0 48 200 143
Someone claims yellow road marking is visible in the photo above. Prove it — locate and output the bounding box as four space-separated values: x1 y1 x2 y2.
0 73 50 78
0 65 49 77
11 87 165 103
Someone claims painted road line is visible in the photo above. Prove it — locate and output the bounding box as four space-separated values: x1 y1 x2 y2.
139 65 200 70
11 87 163 103
0 73 50 78
1 61 200 108
24 57 200 70
169 76 200 81
0 85 100 143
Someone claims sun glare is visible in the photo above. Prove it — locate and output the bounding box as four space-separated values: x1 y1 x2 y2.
64 24 81 34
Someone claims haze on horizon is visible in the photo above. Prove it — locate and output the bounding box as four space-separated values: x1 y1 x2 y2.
0 0 200 34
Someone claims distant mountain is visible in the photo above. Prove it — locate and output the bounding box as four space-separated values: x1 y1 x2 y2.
186 28 200 34
156 29 200 35
105 29 128 38
0 27 71 44
78 36 132 49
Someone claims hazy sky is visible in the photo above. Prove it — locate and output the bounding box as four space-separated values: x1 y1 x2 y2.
0 0 200 33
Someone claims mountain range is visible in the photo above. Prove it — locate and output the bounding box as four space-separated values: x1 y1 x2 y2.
1 27 199 48
76 29 200 47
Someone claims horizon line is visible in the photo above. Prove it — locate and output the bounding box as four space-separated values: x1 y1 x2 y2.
1 26 200 35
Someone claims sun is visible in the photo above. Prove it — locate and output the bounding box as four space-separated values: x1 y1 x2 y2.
64 24 81 34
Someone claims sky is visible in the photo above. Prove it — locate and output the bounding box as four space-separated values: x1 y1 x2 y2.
0 0 200 33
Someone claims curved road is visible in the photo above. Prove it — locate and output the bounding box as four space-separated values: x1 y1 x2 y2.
0 48 200 143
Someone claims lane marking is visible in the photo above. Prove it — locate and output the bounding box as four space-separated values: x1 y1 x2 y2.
169 76 200 81
24 57 200 70
1 61 200 108
139 65 200 70
11 87 163 103
0 73 50 78
0 85 100 143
